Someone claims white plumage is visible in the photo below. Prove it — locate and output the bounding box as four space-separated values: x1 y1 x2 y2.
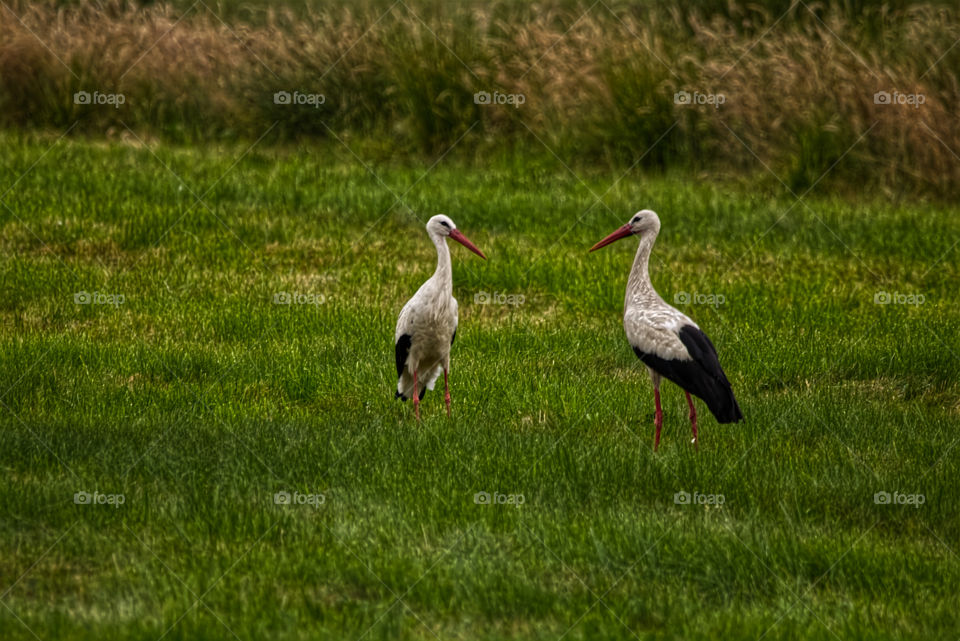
394 215 486 419
624 307 697 362
394 285 458 401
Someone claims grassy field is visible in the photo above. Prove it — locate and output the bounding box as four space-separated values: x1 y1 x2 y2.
1 130 959 640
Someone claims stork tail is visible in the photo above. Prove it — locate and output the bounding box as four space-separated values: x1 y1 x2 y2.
704 387 743 424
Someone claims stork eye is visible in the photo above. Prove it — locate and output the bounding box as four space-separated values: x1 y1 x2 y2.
632 217 640 224
440 221 450 229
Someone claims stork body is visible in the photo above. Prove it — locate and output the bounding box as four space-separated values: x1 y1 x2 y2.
395 215 485 419
591 209 742 449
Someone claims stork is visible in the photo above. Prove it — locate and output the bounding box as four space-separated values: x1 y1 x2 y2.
590 209 742 450
395 215 486 419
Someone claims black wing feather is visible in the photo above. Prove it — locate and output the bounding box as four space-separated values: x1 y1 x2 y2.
676 326 727 384
395 334 412 377
633 325 743 423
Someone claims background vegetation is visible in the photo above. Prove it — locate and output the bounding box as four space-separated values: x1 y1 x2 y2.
1 0 959 195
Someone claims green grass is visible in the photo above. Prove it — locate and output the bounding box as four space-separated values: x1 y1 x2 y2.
1 131 959 640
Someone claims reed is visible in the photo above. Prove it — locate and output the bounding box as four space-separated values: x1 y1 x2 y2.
1 0 957 195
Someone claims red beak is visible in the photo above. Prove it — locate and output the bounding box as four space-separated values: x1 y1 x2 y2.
589 224 634 252
449 229 486 259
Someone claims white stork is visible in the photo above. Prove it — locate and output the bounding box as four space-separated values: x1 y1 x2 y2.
590 209 742 450
395 214 486 419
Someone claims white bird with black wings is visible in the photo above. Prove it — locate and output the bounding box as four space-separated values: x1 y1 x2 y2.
394 215 486 419
591 209 743 450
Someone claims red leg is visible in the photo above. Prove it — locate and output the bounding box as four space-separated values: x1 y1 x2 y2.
653 386 663 451
686 391 699 449
412 369 420 421
443 369 451 417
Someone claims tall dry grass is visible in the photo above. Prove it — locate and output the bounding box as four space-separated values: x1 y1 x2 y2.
1 0 959 195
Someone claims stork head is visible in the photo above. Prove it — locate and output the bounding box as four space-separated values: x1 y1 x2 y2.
427 215 486 259
589 209 661 251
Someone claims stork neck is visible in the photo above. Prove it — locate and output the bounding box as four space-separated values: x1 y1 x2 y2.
432 233 453 290
625 232 658 307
